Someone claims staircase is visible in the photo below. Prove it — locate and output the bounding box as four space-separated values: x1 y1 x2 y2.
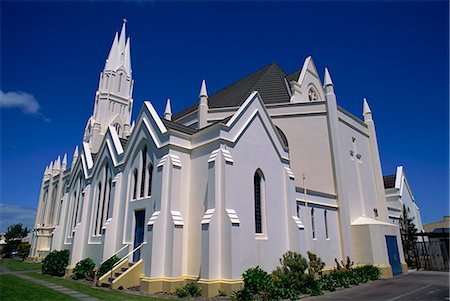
100 262 135 288
98 258 143 289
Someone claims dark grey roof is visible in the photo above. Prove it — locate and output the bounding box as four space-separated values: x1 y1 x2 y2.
383 175 396 189
286 69 301 82
162 119 197 135
173 63 292 121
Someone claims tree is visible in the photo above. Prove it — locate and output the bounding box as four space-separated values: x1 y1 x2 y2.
399 205 418 267
4 223 30 257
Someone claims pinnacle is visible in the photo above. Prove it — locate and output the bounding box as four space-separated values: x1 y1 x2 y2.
324 68 333 87
363 98 372 115
199 80 208 98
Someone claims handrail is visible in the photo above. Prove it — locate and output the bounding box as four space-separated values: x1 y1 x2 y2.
100 244 129 266
109 242 146 286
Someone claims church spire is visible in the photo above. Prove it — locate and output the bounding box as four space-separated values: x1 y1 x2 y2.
164 98 172 121
105 32 119 71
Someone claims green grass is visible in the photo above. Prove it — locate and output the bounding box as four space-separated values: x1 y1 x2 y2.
26 272 173 300
5 258 42 271
0 274 77 301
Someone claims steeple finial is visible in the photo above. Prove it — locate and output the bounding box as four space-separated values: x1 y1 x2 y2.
43 165 49 175
118 19 127 54
363 97 373 122
324 68 333 87
72 145 79 167
48 161 54 175
164 98 172 121
199 79 208 98
198 80 209 129
54 155 61 172
62 153 68 169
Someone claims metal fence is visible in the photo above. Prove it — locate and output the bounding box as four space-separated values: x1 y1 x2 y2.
413 232 449 271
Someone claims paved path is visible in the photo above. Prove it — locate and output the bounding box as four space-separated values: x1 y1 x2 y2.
0 260 100 301
302 270 449 301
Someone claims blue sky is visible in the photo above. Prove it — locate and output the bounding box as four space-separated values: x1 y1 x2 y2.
0 1 448 232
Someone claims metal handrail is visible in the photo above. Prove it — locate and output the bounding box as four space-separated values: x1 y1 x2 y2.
100 244 129 266
109 242 146 286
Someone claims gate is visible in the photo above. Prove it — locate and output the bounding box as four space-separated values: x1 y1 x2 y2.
413 232 449 271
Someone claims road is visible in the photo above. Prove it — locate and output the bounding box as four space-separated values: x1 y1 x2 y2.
302 270 449 301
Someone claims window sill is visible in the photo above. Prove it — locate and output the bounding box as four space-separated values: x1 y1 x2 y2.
255 234 268 240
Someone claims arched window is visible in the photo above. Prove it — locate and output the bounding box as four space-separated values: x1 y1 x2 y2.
132 169 138 199
324 210 329 239
311 207 316 239
94 182 102 235
48 184 58 224
114 123 121 135
254 170 265 234
40 190 48 225
147 163 153 197
106 178 113 219
308 86 319 101
140 146 147 198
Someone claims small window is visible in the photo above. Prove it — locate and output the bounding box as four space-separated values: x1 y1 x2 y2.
374 208 379 218
132 169 138 199
324 210 329 239
311 207 316 239
114 123 121 135
254 169 265 235
118 73 123 92
106 178 113 219
147 163 153 197
140 146 147 198
94 182 102 235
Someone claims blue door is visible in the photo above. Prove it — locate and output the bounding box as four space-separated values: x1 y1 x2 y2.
386 235 402 276
133 210 145 262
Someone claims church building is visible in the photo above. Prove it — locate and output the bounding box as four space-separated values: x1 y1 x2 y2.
31 21 409 296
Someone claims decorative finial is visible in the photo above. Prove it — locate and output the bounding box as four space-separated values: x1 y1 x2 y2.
123 18 127 23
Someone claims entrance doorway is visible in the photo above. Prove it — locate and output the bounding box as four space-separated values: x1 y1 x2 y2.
386 235 402 276
133 210 145 262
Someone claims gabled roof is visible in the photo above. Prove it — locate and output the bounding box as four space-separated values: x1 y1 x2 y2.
162 119 197 135
174 62 292 120
383 174 396 189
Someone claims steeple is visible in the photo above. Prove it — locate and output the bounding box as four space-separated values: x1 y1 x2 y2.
53 156 61 172
85 20 134 153
164 98 172 121
198 80 209 129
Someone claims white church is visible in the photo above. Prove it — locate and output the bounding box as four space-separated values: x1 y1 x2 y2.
31 21 410 296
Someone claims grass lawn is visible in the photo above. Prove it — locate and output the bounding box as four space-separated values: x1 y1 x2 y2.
0 274 77 301
4 258 42 271
26 272 174 301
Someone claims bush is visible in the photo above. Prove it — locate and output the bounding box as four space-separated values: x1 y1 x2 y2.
18 243 31 260
317 265 380 292
96 255 120 278
175 282 202 298
231 287 253 301
272 251 308 299
307 251 325 279
42 250 70 276
73 258 96 280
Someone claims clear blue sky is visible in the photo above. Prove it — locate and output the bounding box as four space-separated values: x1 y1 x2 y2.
1 1 448 231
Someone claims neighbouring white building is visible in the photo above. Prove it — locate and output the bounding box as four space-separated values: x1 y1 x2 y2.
384 166 425 233
31 21 410 296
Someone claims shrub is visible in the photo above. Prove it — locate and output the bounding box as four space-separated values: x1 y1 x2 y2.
18 243 31 260
272 251 308 299
73 258 96 280
175 282 202 298
96 255 120 278
307 251 325 279
334 256 354 271
317 265 380 292
42 249 70 276
231 287 253 301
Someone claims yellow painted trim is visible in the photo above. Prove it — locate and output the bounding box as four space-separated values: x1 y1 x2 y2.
111 259 143 290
